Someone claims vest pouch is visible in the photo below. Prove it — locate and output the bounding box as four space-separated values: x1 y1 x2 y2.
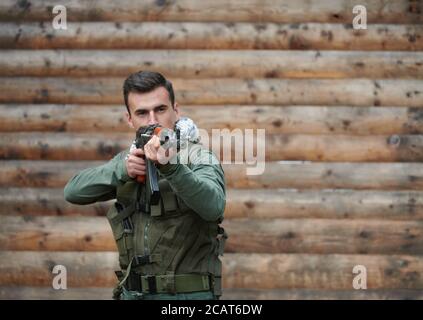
155 179 192 219
106 202 134 269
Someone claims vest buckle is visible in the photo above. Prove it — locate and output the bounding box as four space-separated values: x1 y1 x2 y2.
147 276 157 294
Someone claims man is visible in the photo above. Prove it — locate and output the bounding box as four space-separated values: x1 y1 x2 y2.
64 71 226 300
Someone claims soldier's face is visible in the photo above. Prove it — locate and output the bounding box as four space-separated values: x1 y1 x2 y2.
126 86 180 130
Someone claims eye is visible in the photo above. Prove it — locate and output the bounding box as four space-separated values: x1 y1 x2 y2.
158 106 167 113
136 110 148 116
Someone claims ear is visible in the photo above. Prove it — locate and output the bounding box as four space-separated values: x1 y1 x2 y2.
125 111 134 129
173 102 180 121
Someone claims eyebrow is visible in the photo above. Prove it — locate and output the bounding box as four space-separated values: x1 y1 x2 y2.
134 104 169 113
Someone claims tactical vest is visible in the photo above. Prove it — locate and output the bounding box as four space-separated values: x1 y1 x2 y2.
106 158 227 297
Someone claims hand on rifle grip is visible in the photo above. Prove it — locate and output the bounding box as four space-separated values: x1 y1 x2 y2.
125 148 146 181
135 153 147 183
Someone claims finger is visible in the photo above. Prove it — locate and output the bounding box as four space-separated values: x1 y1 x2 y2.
128 154 146 163
130 148 145 156
152 135 161 149
144 145 157 161
146 136 160 150
144 146 152 160
130 156 145 165
131 166 146 173
130 164 146 172
131 169 146 176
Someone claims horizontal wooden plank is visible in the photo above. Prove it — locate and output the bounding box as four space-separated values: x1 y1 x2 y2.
3 188 423 220
0 216 116 252
1 286 422 300
0 286 114 300
224 253 423 290
3 161 423 190
0 160 90 189
0 251 119 287
0 132 132 160
224 218 423 254
224 162 423 190
1 216 421 254
0 188 111 217
0 77 422 107
226 189 423 220
0 0 420 23
222 288 423 300
5 104 423 136
1 251 421 289
1 22 422 51
2 132 423 162
2 50 422 79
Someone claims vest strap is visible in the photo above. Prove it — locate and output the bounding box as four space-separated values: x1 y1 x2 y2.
110 202 136 225
133 254 162 267
217 226 228 256
125 273 211 294
114 253 162 293
150 200 163 217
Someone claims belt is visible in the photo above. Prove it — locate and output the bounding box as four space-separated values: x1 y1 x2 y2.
125 273 212 294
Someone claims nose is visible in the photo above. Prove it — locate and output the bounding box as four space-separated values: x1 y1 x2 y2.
148 110 158 125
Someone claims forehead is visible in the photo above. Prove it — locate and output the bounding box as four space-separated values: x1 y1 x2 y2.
127 86 171 111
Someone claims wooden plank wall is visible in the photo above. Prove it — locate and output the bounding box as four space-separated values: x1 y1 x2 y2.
0 0 422 299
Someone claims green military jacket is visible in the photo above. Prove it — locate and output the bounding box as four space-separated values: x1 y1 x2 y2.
64 142 226 296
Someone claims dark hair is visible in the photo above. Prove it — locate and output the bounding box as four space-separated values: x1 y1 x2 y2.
123 71 175 114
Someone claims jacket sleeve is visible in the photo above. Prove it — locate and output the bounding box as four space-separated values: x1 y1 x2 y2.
64 150 132 205
158 144 226 222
